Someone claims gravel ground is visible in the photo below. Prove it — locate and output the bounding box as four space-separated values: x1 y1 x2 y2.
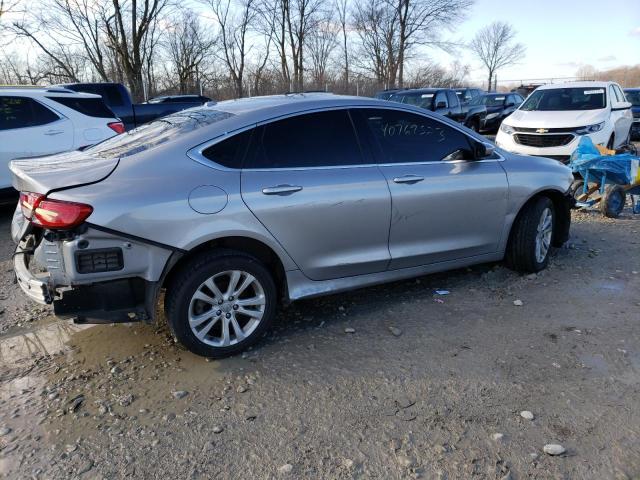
1 199 640 479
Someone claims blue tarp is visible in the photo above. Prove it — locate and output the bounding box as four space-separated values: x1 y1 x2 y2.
569 137 640 186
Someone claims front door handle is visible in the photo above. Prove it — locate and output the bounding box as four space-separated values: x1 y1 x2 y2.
261 185 303 195
44 130 64 136
393 175 424 184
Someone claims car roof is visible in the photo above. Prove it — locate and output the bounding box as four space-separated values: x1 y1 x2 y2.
624 87 640 91
536 81 616 91
0 87 102 99
392 88 444 95
156 93 484 151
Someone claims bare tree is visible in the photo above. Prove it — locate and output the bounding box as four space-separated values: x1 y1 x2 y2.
335 0 349 90
353 0 471 88
208 0 260 98
165 10 213 94
469 21 525 92
394 0 472 87
307 13 338 88
352 0 398 86
103 0 170 101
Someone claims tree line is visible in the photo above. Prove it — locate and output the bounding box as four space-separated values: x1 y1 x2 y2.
0 0 526 101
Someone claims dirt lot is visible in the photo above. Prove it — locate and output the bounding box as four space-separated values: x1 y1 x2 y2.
1 198 640 479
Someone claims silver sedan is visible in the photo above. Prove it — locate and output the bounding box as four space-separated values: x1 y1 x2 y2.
10 94 574 357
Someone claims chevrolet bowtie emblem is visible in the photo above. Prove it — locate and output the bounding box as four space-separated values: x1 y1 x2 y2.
536 128 549 133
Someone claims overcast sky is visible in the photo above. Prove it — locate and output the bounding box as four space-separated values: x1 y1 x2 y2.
436 0 640 85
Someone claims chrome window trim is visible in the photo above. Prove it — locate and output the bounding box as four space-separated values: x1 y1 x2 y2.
186 103 504 171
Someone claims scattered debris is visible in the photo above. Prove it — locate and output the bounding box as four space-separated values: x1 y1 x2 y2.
213 426 224 434
172 390 188 399
491 433 505 442
278 463 293 474
344 327 356 334
543 444 566 456
520 410 534 420
513 299 524 306
389 326 403 337
435 290 450 295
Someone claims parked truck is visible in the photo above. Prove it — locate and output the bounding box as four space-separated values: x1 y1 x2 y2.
58 83 210 130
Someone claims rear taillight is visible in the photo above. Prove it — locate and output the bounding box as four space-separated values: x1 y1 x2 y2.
107 121 125 134
19 192 93 229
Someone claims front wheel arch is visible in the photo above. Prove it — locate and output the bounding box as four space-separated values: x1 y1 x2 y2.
506 189 571 253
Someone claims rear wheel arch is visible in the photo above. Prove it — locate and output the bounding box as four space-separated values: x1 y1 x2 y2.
161 236 288 301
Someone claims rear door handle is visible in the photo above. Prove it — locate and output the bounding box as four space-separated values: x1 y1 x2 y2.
261 185 303 195
393 175 424 184
44 130 64 136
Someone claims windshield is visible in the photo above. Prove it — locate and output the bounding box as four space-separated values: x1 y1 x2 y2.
625 90 640 106
86 108 234 159
472 95 506 107
389 92 434 109
520 87 606 111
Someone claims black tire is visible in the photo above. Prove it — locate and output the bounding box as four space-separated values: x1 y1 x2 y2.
600 184 626 218
505 196 555 273
607 133 615 150
165 250 277 358
569 179 585 204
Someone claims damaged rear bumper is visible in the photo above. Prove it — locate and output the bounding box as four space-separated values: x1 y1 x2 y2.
12 223 179 324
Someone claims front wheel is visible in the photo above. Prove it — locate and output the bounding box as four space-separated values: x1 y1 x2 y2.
505 197 555 273
165 251 277 358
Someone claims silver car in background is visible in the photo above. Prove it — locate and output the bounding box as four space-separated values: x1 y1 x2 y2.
10 94 574 357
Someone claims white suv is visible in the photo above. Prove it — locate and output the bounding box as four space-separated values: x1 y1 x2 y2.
0 87 123 202
495 81 633 162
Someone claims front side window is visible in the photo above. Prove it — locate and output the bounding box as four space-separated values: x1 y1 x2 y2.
520 87 607 111
0 96 59 130
613 85 627 104
246 110 364 169
356 108 473 163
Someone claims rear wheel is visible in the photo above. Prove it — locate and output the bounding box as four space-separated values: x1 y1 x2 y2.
600 185 626 218
505 197 555 273
165 251 277 358
607 133 615 150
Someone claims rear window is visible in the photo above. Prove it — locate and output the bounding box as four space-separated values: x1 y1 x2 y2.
47 96 115 118
87 108 234 159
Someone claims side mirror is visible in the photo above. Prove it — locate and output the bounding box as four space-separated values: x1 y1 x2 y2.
612 101 632 111
473 141 496 159
436 101 447 109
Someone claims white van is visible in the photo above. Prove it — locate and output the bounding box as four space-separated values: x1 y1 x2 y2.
495 82 633 162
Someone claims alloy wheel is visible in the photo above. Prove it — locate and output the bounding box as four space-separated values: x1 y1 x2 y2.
188 270 266 347
535 207 553 263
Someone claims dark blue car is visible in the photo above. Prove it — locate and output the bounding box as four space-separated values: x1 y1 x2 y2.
624 88 640 140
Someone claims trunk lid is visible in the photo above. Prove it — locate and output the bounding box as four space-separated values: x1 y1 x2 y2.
9 150 118 194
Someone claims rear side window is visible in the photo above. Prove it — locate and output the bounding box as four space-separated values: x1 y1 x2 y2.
355 108 473 163
202 129 254 168
47 96 115 118
0 96 59 130
246 110 364 169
